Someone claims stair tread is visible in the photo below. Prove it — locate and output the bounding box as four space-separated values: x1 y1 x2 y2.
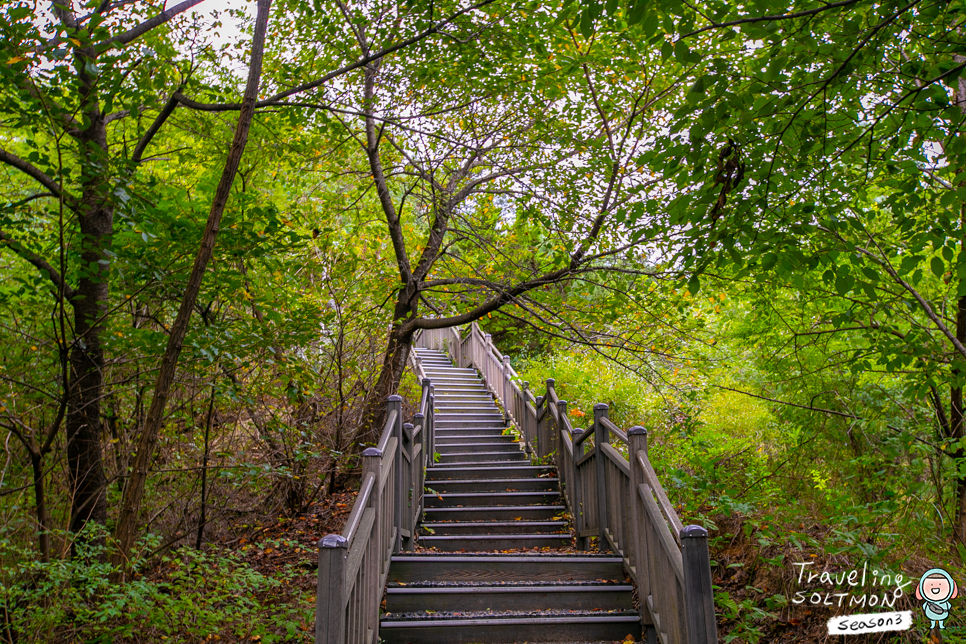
382 610 639 623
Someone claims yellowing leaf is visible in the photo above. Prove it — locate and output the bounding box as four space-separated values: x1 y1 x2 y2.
6 57 24 65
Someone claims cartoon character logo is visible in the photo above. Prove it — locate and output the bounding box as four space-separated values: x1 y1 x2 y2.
916 568 958 630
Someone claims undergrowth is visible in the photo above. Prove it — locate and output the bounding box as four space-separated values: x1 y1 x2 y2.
0 525 312 644
519 348 965 643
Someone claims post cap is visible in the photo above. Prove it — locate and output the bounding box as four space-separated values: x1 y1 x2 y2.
414 412 425 419
572 427 583 436
422 378 431 386
387 394 403 403
546 378 556 387
628 426 647 436
362 447 383 457
403 422 413 429
319 534 348 549
557 399 567 407
680 525 708 539
536 396 544 405
594 403 608 411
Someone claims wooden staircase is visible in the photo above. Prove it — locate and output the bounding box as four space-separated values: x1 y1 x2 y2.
379 348 643 643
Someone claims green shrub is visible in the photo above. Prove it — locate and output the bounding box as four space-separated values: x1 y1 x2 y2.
0 526 311 643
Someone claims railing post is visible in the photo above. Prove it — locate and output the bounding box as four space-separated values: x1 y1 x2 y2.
413 412 425 547
453 328 462 367
361 446 384 564
502 355 510 423
545 379 556 458
414 411 426 465
627 426 653 638
681 525 718 644
593 403 610 552
428 381 436 466
388 394 403 553
316 534 347 644
402 422 414 550
535 394 546 460
522 381 532 458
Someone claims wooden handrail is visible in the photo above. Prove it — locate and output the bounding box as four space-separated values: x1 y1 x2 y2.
342 473 375 545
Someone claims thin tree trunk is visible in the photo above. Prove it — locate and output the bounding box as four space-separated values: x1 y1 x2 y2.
29 452 49 562
358 319 415 445
195 384 216 549
112 0 273 563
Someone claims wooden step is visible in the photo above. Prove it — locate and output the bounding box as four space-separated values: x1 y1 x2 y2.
418 533 573 551
434 429 509 438
424 491 561 507
434 398 496 406
435 412 503 421
436 452 527 463
434 421 507 429
423 505 564 522
388 554 627 583
433 406 502 414
419 520 569 535
426 465 554 480
435 442 523 453
425 477 559 493
434 435 518 444
385 583 633 612
380 611 641 643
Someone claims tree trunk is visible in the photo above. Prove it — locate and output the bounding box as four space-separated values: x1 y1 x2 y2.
953 291 966 545
29 452 50 562
112 0 273 562
65 52 113 540
357 288 417 446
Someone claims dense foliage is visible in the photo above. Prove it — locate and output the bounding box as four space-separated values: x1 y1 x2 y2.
0 0 964 641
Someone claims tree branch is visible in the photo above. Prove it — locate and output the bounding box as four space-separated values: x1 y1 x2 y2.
173 0 496 111
132 90 182 163
99 0 209 49
678 0 862 40
0 230 76 300
0 149 78 209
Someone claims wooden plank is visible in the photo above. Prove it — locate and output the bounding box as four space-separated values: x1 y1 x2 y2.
600 417 627 444
574 424 595 447
647 595 671 644
602 443 630 476
345 507 375 592
316 535 347 644
343 473 375 545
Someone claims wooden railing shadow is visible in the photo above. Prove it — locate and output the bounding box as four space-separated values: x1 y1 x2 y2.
417 321 718 644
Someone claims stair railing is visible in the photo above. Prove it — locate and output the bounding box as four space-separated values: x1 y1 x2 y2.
316 376 435 644
421 322 717 644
